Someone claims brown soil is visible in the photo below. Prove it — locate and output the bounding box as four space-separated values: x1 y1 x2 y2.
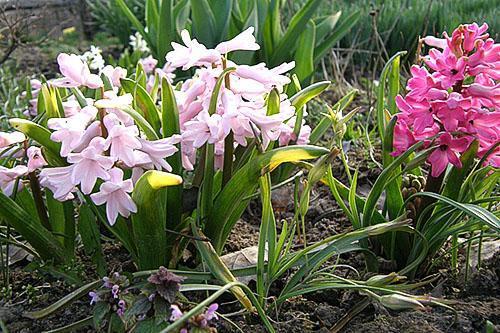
1 147 498 332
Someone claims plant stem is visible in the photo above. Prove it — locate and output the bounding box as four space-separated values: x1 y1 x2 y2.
222 131 234 187
28 172 51 231
339 141 352 185
451 235 458 272
221 57 233 188
417 171 445 220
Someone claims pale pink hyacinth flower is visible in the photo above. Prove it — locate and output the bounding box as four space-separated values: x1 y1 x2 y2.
95 92 135 126
102 65 127 87
26 146 48 172
39 165 76 201
182 111 224 148
0 131 25 148
67 137 115 194
215 27 260 54
235 62 295 90
166 30 221 70
51 53 103 89
0 165 28 196
136 135 181 171
90 168 137 225
48 106 98 156
139 56 158 74
103 114 142 167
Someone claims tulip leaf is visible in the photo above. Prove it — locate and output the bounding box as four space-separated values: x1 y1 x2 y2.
132 170 183 270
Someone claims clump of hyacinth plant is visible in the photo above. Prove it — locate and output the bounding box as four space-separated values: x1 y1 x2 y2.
324 23 499 276
0 27 329 275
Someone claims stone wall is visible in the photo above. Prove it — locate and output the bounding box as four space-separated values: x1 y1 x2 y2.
1 0 90 38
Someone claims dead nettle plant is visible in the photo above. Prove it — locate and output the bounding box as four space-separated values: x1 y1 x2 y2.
324 23 499 278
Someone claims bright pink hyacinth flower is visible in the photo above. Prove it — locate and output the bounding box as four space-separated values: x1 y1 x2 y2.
90 168 137 225
428 133 470 177
51 53 103 89
393 22 500 175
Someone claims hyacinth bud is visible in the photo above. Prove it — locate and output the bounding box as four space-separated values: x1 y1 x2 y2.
378 294 425 311
366 273 404 286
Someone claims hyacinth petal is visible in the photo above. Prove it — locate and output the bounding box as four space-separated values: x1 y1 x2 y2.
215 27 260 54
428 148 448 177
0 131 25 148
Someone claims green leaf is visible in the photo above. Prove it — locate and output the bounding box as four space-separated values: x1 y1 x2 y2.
314 13 341 45
310 89 357 144
313 10 361 63
191 225 254 311
157 0 175 62
9 118 65 165
161 78 183 231
207 145 329 252
408 192 500 232
79 205 106 276
294 20 316 83
132 170 183 269
271 0 323 65
121 78 162 134
208 0 233 42
442 140 479 201
46 191 75 254
0 191 68 264
23 279 102 319
289 80 330 111
362 141 423 228
190 0 216 47
115 0 155 57
376 51 406 141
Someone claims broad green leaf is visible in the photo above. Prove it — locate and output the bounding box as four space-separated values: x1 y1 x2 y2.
271 0 323 65
362 141 423 228
408 192 500 232
79 205 106 276
190 0 216 47
0 191 68 264
161 78 183 229
157 0 175 62
9 118 64 165
294 20 316 83
207 145 329 252
376 51 406 141
46 190 75 254
191 225 254 311
289 80 330 111
132 170 183 269
208 0 233 42
313 10 361 63
314 13 341 45
442 140 479 201
121 78 161 134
